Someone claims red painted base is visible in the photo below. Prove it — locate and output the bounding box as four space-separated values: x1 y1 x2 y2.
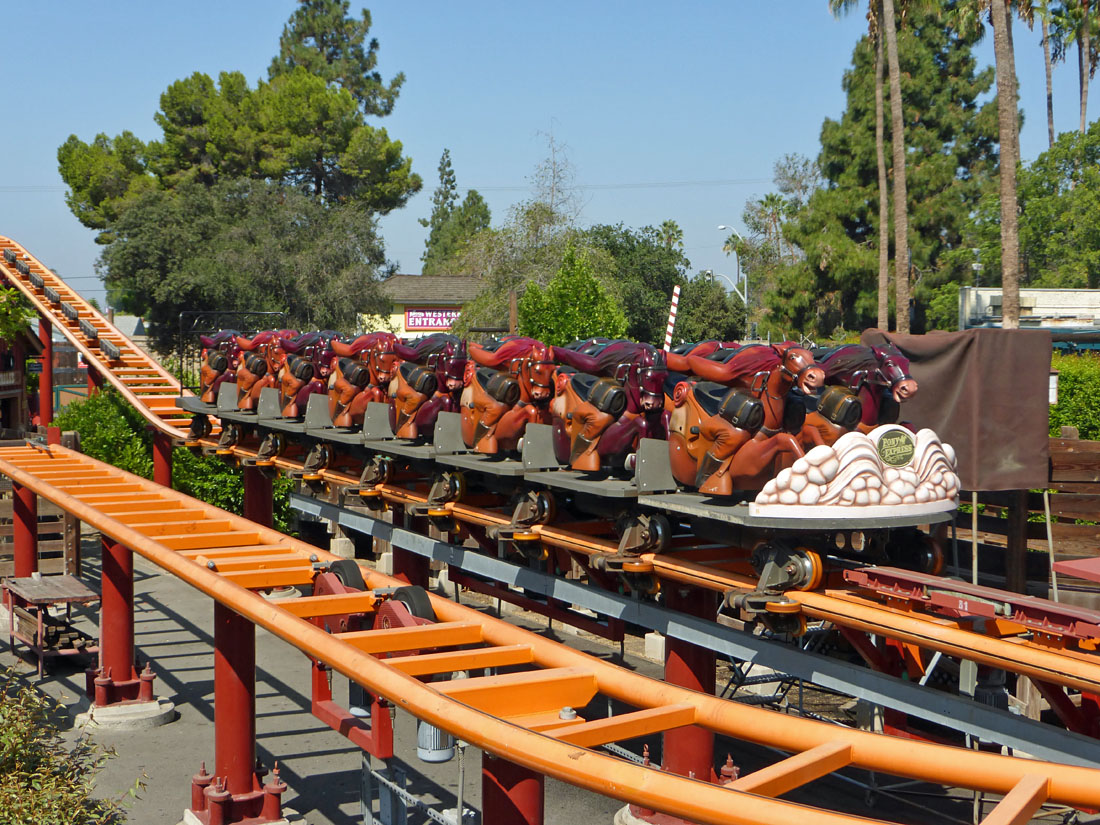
86 663 157 707
188 762 286 825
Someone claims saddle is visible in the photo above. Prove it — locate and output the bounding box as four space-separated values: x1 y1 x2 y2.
234 329 298 410
461 366 521 453
392 362 439 439
667 378 764 495
198 330 241 403
798 385 863 449
550 369 628 471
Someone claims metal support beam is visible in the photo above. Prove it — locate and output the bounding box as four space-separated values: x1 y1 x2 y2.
38 318 52 425
87 365 102 395
291 493 1100 767
483 753 544 825
152 430 172 488
13 481 37 578
97 539 135 704
242 466 272 529
214 601 257 796
662 585 717 781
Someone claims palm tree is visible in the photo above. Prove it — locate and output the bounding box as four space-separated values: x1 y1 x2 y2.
830 0 891 330
948 1 1023 328
758 193 792 263
882 0 912 333
659 219 684 251
1051 2 1099 134
1042 3 1057 146
991 0 1022 328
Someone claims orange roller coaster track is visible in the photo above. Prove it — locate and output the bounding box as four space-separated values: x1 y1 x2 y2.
5 234 1100 700
4 234 1100 822
0 442 1096 825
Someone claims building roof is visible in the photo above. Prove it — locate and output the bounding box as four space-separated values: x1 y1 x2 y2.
381 275 482 305
112 315 146 338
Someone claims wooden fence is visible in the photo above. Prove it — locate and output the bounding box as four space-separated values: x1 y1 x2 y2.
949 430 1100 603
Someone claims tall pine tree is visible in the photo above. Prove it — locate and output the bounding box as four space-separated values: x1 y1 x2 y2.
419 150 491 274
768 8 999 336
269 0 404 116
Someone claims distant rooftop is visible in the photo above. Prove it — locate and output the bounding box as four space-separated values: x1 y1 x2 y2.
382 275 482 305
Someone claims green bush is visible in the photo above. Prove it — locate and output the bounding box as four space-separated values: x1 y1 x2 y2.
0 669 140 824
173 449 295 533
52 390 153 479
1050 352 1100 440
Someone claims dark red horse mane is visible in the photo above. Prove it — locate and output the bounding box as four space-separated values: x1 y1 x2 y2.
469 337 549 367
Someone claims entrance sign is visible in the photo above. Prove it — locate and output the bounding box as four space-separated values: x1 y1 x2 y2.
405 307 461 331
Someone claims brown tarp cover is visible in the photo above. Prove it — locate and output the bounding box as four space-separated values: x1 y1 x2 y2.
861 328 1051 491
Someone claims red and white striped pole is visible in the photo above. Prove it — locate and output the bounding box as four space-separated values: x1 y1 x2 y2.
663 284 681 352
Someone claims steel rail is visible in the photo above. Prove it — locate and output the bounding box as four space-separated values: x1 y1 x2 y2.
4 234 1100 806
0 236 188 438
644 554 1100 696
6 234 1097 695
0 444 1096 823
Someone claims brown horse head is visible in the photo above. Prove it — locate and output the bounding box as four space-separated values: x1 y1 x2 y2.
511 340 556 403
773 342 824 395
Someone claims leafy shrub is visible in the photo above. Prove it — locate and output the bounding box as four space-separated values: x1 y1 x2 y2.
1049 352 1100 440
52 390 153 479
172 449 295 533
0 669 139 824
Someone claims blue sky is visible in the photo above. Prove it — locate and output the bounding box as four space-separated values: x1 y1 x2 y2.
1 2 1095 310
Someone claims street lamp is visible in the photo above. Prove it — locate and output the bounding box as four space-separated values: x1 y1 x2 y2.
706 271 745 305
716 225 747 306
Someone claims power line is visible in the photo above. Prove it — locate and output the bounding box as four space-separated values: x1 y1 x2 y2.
3 176 774 196
466 177 770 193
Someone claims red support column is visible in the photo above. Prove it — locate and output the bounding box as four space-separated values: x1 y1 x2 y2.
482 753 544 825
661 585 718 782
96 539 136 705
152 430 173 487
213 601 256 795
38 318 53 425
392 546 430 587
87 364 103 395
243 466 273 528
12 481 37 578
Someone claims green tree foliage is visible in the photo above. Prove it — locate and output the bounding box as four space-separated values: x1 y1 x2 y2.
583 224 692 344
0 287 35 345
270 0 404 116
767 9 998 336
0 669 138 824
52 390 153 479
449 199 581 336
517 244 627 346
62 67 420 213
674 275 747 344
419 150 491 274
422 191 491 275
56 132 155 242
1050 352 1100 438
420 149 458 253
963 120 1100 288
100 179 391 352
659 219 684 251
57 3 420 319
